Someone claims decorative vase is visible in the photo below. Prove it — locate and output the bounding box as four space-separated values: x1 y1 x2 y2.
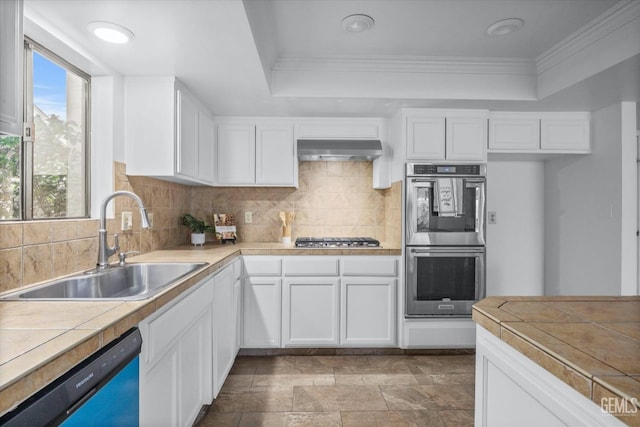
191 233 205 246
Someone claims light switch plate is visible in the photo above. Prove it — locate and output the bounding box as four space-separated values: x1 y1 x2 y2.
121 212 133 230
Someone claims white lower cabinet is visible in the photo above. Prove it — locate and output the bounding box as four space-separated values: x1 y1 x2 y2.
213 265 236 397
233 260 242 354
475 326 625 426
243 276 282 348
139 278 213 427
243 255 399 349
282 277 340 346
341 278 396 347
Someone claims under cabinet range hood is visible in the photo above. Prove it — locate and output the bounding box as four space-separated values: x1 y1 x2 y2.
297 139 382 161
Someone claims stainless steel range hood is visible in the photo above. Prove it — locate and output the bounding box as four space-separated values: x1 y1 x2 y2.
297 139 383 161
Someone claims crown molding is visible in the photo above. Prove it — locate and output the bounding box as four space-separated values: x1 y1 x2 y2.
536 0 640 74
273 55 535 76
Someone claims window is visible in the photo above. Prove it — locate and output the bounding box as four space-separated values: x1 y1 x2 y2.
0 38 90 220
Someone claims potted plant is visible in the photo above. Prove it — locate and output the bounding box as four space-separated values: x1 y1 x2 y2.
181 214 214 246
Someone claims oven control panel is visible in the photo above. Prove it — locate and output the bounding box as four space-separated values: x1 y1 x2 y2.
407 163 485 176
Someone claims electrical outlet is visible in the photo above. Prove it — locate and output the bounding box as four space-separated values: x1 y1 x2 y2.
488 211 497 224
245 211 253 223
147 212 154 228
121 212 133 231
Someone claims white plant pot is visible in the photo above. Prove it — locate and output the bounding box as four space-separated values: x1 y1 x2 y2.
191 233 205 246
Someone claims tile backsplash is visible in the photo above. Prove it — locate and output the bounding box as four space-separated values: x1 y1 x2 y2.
191 161 401 246
0 161 401 293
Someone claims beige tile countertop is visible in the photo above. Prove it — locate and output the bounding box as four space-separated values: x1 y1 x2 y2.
473 296 640 426
0 241 400 416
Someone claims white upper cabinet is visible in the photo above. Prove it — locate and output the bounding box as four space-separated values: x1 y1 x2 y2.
256 124 295 185
489 113 540 151
217 123 256 185
446 114 488 161
540 113 590 151
125 77 216 185
404 109 488 162
0 0 23 136
488 112 590 153
176 90 199 178
217 120 296 187
198 111 216 183
406 114 446 159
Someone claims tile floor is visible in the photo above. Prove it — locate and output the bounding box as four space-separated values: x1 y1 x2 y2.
197 353 475 426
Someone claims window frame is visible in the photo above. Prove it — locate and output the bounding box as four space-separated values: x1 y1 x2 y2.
21 36 92 221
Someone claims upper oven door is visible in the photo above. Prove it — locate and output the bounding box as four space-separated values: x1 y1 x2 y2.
406 177 486 246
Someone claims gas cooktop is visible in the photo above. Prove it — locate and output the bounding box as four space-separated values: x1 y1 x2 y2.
295 237 380 248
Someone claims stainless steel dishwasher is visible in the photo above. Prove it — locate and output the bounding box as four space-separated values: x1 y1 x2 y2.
1 328 142 426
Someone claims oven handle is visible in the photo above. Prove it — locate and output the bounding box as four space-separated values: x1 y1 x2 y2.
409 247 485 254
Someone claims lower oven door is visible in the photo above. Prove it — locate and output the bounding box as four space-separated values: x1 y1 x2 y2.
406 246 485 317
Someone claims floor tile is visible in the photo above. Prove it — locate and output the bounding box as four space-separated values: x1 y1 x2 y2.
408 355 475 375
199 354 478 426
413 372 475 386
335 373 418 386
197 412 242 427
380 384 474 411
252 374 335 389
293 385 388 412
341 410 446 426
239 411 342 427
211 389 293 413
438 409 474 427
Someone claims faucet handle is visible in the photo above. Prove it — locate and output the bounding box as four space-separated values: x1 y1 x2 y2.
118 250 140 266
113 233 120 251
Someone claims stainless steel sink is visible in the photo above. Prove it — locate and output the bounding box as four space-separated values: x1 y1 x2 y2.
0 262 208 301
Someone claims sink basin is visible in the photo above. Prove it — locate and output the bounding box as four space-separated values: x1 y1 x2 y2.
0 262 208 301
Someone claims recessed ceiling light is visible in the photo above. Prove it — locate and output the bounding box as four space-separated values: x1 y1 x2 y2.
486 18 524 36
88 21 135 44
341 14 375 33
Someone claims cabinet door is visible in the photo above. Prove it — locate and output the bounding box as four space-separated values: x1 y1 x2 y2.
341 278 396 346
243 277 281 347
198 111 215 183
0 0 23 136
406 115 446 160
282 278 340 346
446 116 487 161
180 308 212 426
140 347 178 427
234 277 242 354
213 266 235 397
256 124 295 185
540 117 590 151
489 116 540 151
176 89 199 178
217 123 256 184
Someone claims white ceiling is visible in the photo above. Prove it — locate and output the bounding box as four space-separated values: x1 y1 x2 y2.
23 0 638 119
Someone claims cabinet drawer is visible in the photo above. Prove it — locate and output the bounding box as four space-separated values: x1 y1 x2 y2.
146 278 213 363
341 257 397 276
243 256 282 276
283 257 339 276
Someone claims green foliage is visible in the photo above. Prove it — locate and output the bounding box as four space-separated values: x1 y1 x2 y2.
181 213 214 233
32 112 84 218
0 135 21 219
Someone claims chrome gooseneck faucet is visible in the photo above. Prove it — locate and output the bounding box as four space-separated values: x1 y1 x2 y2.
97 191 151 270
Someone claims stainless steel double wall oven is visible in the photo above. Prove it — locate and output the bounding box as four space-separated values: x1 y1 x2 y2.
405 163 486 317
